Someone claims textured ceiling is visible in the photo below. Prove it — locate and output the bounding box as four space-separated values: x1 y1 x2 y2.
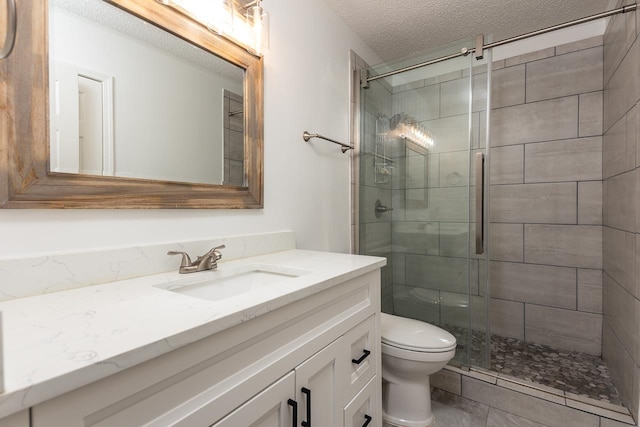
323 0 609 62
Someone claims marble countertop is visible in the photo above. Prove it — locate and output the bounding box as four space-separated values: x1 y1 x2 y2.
0 249 385 419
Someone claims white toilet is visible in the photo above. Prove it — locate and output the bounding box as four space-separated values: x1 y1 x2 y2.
380 313 457 427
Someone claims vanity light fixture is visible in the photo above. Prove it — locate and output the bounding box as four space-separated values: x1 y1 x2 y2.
157 0 269 56
244 0 270 55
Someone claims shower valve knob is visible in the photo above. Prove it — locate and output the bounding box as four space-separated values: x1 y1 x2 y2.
375 199 393 218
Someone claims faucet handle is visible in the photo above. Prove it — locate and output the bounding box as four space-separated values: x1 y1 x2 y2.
167 251 192 267
210 244 226 261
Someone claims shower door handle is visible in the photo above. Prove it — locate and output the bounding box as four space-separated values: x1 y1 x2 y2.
475 153 484 255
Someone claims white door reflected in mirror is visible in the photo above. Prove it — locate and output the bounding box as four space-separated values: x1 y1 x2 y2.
49 0 245 186
51 62 114 176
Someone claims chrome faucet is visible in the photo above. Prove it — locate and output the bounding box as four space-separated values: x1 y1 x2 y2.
168 245 226 274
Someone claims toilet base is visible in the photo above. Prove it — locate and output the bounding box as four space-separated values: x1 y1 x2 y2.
382 375 434 427
382 411 434 427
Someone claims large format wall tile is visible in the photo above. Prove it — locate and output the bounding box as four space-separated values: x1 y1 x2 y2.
578 181 603 225
524 225 602 268
491 96 578 147
489 298 524 339
490 183 577 224
391 221 439 255
578 269 603 314
505 47 556 67
525 304 602 355
603 114 635 179
579 92 604 137
440 73 487 117
490 145 524 185
491 65 526 109
391 83 439 122
439 222 469 258
406 187 468 222
462 376 600 427
604 226 636 297
393 284 440 323
490 261 577 309
604 273 640 365
489 223 523 262
440 292 486 330
604 10 630 87
526 47 603 102
524 137 602 183
391 252 405 285
604 38 640 131
405 254 469 293
439 151 469 187
359 222 391 255
556 35 603 55
603 320 628 405
424 114 474 152
604 169 636 232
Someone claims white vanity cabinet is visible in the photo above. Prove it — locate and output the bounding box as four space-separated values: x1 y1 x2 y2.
0 411 29 427
212 372 295 427
31 270 382 427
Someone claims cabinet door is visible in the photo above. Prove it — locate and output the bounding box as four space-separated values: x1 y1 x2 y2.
213 372 295 427
344 377 380 427
295 338 345 427
0 410 29 427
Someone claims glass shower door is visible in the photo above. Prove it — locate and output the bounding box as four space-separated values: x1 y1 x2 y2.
358 38 491 368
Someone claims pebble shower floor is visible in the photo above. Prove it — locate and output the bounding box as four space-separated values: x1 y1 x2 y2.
448 326 621 405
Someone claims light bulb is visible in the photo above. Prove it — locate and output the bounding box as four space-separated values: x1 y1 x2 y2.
246 0 270 55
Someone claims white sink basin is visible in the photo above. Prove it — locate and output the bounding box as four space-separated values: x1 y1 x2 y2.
154 265 311 302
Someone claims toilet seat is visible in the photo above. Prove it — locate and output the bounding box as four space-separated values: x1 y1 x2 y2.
381 313 457 353
382 341 456 362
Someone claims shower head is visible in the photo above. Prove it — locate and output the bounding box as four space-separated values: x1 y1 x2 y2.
389 114 401 130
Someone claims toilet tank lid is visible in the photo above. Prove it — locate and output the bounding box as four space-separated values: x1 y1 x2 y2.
381 313 457 351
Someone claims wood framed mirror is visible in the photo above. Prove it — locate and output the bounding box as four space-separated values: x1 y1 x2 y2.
0 0 263 208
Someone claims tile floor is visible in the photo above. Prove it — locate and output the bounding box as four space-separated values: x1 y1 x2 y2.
444 325 621 404
382 389 550 427
384 388 636 427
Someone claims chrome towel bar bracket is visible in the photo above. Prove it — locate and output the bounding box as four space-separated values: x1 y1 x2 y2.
303 131 354 153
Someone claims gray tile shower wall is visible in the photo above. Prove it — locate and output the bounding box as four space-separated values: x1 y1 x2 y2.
391 36 605 356
603 0 640 421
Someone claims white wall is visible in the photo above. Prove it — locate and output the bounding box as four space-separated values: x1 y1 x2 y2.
0 0 379 258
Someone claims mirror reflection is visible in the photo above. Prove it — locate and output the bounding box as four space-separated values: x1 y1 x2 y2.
49 0 246 186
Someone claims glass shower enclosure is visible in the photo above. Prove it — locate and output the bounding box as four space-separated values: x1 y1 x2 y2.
358 38 492 368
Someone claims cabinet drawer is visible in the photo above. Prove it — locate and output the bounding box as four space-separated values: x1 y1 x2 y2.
343 315 378 402
344 376 380 427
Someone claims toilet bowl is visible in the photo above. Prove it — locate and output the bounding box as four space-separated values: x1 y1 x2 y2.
381 313 456 427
